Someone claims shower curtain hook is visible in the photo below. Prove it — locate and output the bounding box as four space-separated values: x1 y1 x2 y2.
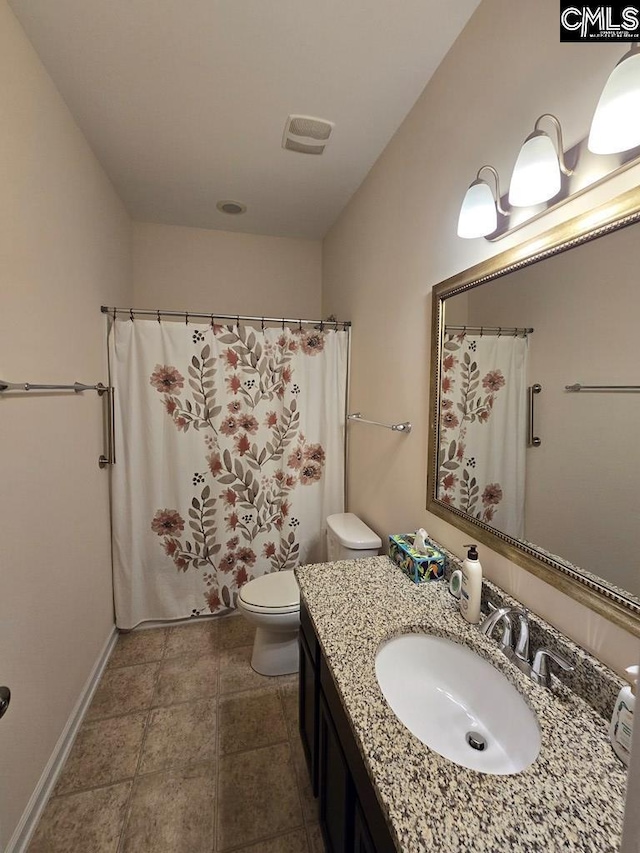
480 326 484 336
210 314 215 331
319 319 324 331
113 307 117 322
236 315 240 330
498 327 502 337
185 312 189 325
341 320 345 331
157 310 161 324
298 319 302 332
129 309 134 322
261 317 265 331
282 318 285 332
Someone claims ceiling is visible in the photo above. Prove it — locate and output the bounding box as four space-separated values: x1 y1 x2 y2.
9 0 480 239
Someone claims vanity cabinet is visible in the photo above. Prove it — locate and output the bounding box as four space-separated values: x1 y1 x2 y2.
299 601 396 853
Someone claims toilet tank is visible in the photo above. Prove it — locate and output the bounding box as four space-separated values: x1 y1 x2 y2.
326 513 382 561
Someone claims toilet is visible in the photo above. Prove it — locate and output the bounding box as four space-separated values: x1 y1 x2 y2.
238 513 382 675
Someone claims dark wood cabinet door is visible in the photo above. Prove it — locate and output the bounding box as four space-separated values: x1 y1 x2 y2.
353 801 377 853
298 630 319 794
318 693 354 853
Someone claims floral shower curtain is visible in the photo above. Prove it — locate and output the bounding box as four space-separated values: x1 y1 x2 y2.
109 318 347 629
438 332 528 538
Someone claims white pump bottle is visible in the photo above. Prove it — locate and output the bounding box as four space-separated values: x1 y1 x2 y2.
460 544 482 624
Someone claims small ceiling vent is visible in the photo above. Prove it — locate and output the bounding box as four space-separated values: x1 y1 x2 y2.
282 115 334 155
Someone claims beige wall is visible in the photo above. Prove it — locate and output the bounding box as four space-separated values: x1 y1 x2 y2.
464 224 639 596
0 2 131 847
323 0 640 675
133 222 322 319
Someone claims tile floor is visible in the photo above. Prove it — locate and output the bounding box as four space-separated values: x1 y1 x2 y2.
28 614 325 853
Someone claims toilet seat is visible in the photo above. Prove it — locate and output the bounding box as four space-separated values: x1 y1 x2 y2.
239 570 300 615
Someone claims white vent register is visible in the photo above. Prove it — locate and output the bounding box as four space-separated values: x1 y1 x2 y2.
282 114 334 155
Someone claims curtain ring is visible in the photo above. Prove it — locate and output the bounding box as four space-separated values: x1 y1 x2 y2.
157 310 161 324
129 309 134 322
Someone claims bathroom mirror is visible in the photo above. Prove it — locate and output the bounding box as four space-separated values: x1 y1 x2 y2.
427 186 640 638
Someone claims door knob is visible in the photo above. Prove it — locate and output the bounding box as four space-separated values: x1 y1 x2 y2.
0 686 10 719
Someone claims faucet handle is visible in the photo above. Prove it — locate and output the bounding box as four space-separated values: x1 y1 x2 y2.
531 648 575 688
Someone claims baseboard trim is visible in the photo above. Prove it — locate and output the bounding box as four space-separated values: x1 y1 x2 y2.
6 626 118 853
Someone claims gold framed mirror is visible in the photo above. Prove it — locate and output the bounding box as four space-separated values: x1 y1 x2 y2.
427 186 640 638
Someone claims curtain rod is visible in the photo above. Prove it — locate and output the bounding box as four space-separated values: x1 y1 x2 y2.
445 324 534 336
101 306 351 329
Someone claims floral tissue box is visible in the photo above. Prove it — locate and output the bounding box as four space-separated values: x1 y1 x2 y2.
389 534 445 583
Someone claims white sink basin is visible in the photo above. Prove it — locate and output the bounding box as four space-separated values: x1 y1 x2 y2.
375 634 540 775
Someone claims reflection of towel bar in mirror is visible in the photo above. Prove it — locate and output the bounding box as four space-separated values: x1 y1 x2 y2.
565 383 640 392
527 384 542 447
347 412 412 434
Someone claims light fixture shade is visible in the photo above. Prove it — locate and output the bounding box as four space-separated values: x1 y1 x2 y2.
457 180 497 239
508 132 561 207
588 48 640 154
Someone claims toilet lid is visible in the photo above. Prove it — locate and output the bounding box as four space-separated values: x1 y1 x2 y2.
239 570 299 609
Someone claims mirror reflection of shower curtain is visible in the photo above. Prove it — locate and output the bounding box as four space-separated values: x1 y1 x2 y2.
438 333 528 538
109 318 347 630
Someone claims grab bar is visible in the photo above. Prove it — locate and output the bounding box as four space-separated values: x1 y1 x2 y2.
347 412 412 434
527 384 542 447
98 386 116 469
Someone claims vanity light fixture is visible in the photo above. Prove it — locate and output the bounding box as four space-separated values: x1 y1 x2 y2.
588 44 640 154
456 165 507 239
508 114 573 207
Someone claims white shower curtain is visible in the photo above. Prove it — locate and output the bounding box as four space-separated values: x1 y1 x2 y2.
109 318 347 629
438 333 528 538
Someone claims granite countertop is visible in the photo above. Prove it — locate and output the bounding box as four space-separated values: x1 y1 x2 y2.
296 555 628 853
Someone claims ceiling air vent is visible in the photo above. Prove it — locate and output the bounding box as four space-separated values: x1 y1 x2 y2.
282 115 335 155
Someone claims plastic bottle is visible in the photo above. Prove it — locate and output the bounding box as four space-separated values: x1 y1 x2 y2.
460 544 482 624
609 665 638 767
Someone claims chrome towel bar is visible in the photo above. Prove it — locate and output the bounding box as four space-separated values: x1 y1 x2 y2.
565 383 640 392
347 412 412 434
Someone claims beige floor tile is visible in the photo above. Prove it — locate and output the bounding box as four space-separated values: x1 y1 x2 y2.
235 828 310 853
219 686 287 755
290 734 320 824
219 644 275 694
218 612 256 648
279 680 299 736
85 663 158 721
108 628 167 669
164 619 219 659
55 713 146 796
139 698 217 774
152 653 218 707
27 781 131 853
217 742 302 850
306 823 326 853
121 763 215 853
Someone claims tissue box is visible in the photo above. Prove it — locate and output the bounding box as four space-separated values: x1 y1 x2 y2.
389 534 445 583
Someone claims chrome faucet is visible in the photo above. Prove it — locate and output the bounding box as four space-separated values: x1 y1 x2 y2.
480 604 574 688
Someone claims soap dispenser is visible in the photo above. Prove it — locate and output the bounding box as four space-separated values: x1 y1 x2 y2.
609 665 638 767
460 544 482 624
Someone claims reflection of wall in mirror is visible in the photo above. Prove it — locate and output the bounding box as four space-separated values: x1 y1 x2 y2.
458 223 639 597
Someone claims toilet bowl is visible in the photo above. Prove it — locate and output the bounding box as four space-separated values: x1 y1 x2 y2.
238 513 382 676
